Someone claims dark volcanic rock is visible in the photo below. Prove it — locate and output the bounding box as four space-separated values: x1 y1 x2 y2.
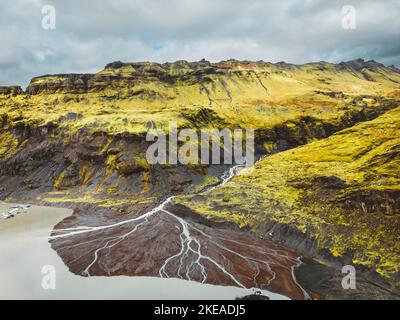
236 292 270 300
0 86 23 96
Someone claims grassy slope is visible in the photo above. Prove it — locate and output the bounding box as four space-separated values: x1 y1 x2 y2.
1 60 400 137
0 60 399 282
176 107 400 281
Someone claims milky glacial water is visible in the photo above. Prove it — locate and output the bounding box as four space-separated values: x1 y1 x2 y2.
0 203 289 300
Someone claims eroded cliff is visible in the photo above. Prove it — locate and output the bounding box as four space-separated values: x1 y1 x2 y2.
1 58 399 299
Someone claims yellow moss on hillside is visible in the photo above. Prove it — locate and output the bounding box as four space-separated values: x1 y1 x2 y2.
1 61 400 136
142 171 150 193
177 107 400 280
0 131 19 158
54 171 66 189
1 60 400 280
79 166 92 185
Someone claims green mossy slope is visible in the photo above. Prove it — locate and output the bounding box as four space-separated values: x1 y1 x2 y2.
1 59 399 283
177 107 400 282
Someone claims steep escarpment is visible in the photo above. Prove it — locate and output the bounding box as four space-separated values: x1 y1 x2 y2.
2 58 400 136
0 58 399 299
22 59 399 96
1 59 399 208
0 122 216 214
0 86 23 96
1 94 398 214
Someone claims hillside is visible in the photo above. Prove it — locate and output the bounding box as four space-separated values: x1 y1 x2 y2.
0 58 399 299
1 59 399 204
2 59 400 136
176 107 400 293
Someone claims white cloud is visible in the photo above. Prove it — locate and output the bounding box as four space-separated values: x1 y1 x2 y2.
0 0 399 87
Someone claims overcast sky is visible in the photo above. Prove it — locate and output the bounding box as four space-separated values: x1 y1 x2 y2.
1 0 399 87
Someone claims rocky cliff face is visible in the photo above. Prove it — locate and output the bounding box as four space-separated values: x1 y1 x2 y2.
2 58 398 97
1 59 399 204
177 107 400 298
0 86 23 96
0 59 399 299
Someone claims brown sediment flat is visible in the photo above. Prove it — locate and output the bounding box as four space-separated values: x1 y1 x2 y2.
50 201 313 300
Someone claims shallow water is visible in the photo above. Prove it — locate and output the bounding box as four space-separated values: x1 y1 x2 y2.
0 203 289 300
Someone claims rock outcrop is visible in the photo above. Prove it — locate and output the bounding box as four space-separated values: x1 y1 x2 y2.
1 58 400 299
0 86 23 96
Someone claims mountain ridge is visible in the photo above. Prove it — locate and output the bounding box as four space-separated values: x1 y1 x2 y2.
0 57 399 299
1 58 399 94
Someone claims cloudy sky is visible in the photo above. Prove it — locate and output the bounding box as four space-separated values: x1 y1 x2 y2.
1 0 399 87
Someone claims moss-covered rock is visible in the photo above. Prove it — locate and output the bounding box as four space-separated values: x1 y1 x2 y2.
177 106 400 286
0 59 399 292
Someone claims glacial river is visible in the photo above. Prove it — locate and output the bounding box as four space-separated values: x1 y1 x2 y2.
0 203 289 300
